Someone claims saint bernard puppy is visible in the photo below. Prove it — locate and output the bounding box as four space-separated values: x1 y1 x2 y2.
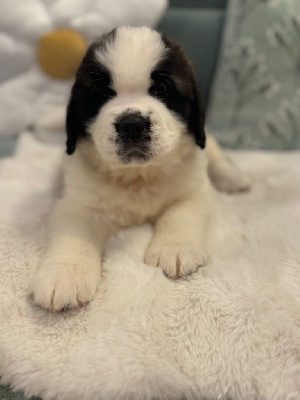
30 26 250 311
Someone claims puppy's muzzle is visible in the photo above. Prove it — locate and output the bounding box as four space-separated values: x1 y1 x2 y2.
115 113 151 143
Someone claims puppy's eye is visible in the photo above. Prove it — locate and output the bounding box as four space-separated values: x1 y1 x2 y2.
149 83 167 100
91 86 116 102
100 88 116 100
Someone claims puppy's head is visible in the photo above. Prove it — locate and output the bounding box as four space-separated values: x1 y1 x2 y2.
66 26 205 165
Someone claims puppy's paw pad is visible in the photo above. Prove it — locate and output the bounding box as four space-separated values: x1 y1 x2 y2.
30 262 101 311
145 244 205 278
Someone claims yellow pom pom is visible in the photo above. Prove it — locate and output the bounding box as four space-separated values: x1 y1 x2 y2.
37 29 88 80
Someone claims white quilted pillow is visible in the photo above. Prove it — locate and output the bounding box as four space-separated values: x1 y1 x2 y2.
0 0 167 136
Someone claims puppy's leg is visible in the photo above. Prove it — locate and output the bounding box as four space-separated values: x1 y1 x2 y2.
206 135 251 193
145 190 213 278
30 199 114 311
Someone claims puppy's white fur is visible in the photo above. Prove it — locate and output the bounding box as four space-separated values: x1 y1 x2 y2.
96 27 165 92
30 27 249 311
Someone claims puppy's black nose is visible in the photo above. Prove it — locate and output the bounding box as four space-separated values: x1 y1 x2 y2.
115 113 150 142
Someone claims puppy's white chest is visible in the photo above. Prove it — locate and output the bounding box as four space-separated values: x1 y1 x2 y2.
98 176 172 226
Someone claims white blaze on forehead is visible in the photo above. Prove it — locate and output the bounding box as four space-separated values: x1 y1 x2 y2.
95 26 166 93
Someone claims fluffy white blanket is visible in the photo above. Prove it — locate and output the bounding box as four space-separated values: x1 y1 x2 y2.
0 133 299 400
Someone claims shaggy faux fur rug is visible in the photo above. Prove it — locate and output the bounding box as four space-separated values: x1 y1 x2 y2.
0 133 299 400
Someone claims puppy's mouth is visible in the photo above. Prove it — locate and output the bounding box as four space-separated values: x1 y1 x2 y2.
118 144 151 163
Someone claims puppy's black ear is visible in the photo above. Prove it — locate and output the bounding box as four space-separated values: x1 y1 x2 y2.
189 75 206 149
161 33 206 149
66 90 84 155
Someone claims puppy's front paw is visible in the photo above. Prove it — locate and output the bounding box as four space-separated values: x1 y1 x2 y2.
145 243 205 278
30 260 101 311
